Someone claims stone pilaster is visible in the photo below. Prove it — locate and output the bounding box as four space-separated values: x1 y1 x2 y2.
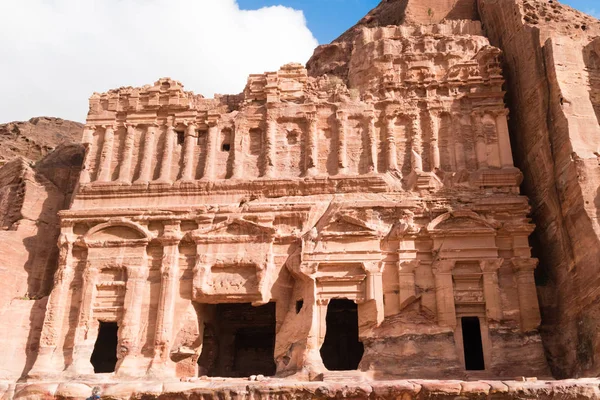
336 110 348 175
428 112 441 171
472 112 487 169
117 262 149 376
28 228 75 378
149 222 182 376
386 114 398 171
398 260 419 309
264 115 277 178
79 126 96 184
136 125 158 184
118 124 136 184
67 264 100 375
305 112 319 177
496 110 514 168
410 113 423 172
203 121 219 180
480 258 504 322
433 260 456 328
97 125 115 182
512 258 542 332
452 114 466 170
364 261 384 325
158 124 176 183
181 123 197 181
366 112 377 173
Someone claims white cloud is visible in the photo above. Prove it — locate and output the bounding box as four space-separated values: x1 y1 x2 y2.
0 0 318 123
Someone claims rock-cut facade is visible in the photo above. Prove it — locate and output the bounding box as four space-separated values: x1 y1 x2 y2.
27 14 552 382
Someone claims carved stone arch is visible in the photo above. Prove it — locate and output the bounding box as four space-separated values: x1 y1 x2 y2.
84 220 151 245
427 211 498 232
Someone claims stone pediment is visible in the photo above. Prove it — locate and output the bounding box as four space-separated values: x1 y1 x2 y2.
319 213 386 238
190 218 276 242
427 211 498 234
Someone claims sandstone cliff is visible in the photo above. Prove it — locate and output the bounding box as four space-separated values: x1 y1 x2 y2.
0 117 83 165
0 143 84 379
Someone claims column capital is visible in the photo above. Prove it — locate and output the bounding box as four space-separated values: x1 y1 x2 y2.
336 110 349 121
157 221 183 245
123 122 138 129
305 111 318 122
101 124 117 131
432 259 455 274
316 298 330 306
480 258 504 273
399 260 420 273
363 261 382 273
512 257 539 273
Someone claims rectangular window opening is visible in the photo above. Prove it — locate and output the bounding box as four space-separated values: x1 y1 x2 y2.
90 321 118 373
461 316 485 371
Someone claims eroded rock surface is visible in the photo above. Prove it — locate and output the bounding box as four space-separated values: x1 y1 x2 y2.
0 117 84 165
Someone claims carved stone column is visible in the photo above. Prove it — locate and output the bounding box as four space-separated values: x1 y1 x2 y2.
480 258 504 322
410 113 423 172
67 264 100 375
117 262 149 376
432 260 456 328
149 222 182 376
336 110 348 175
305 112 319 177
261 114 277 178
203 121 219 180
386 114 398 171
472 113 487 169
512 258 542 332
28 228 75 378
97 125 115 182
366 112 377 173
79 126 96 184
496 111 514 168
429 112 441 171
118 124 136 184
452 114 466 170
181 123 197 181
158 124 176 183
398 260 419 309
136 125 158 184
364 261 384 325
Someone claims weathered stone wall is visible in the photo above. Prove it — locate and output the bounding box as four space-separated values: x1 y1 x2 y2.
0 145 84 380
477 0 600 378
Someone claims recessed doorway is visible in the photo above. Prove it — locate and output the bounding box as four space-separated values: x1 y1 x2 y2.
320 299 364 371
90 321 118 373
461 316 485 371
198 302 276 377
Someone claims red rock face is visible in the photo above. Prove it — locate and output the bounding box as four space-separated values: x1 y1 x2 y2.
477 0 600 378
0 117 83 165
1 0 600 397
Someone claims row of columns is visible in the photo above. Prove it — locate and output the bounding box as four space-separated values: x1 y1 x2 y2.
79 108 513 185
80 122 220 185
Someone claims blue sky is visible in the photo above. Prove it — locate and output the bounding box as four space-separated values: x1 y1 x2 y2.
239 0 600 44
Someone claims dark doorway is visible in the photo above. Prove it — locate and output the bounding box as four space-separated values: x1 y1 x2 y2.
461 317 485 371
198 303 276 377
320 299 364 371
90 321 118 373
